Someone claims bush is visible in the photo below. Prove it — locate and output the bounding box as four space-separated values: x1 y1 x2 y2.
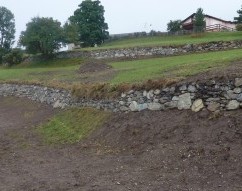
2 48 24 66
236 24 242 31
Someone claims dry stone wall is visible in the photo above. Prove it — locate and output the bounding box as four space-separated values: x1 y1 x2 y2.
1 78 242 113
57 40 242 60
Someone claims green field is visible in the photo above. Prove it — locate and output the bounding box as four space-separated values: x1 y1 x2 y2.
0 49 242 87
81 32 242 50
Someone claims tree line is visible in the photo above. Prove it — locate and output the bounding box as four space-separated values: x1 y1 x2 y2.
0 0 109 65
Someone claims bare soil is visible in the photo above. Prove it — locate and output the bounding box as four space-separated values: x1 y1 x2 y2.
1 96 242 190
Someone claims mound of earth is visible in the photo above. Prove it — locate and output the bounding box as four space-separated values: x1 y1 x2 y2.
79 61 112 74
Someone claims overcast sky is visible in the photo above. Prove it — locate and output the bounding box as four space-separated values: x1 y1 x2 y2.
1 0 242 46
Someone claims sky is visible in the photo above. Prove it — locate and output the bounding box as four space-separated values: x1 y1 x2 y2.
1 0 242 46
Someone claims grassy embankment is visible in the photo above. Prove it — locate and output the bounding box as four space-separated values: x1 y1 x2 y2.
82 31 242 50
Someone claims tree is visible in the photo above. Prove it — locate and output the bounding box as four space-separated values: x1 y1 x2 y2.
234 5 242 23
70 0 109 47
2 48 23 67
19 17 63 56
167 20 182 33
194 8 205 32
63 21 79 44
0 6 15 64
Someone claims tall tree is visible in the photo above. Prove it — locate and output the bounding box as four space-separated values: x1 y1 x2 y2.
194 8 205 32
234 5 242 23
19 17 63 56
70 0 109 47
167 20 182 33
0 6 15 64
63 21 79 44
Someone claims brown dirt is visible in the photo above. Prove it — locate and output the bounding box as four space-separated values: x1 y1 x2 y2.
1 96 242 190
79 61 112 74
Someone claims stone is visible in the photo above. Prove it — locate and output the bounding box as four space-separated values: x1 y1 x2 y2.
138 103 148 111
147 102 163 111
129 101 139 112
119 101 125 106
207 102 220 112
191 99 204 112
53 100 65 109
177 93 192 110
226 100 240 110
233 88 241 94
120 106 129 112
237 93 242 101
179 85 187 91
159 97 169 104
143 91 147 97
188 85 197 93
235 78 242 87
225 90 238 100
172 96 179 101
121 93 126 98
164 101 177 109
154 89 161 95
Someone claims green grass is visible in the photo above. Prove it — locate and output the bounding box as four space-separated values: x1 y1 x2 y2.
81 32 242 50
110 49 242 84
38 108 110 144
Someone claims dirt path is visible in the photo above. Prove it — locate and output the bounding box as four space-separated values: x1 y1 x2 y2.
1 97 242 191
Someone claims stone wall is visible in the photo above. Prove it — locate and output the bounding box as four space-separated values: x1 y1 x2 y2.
1 78 242 113
56 40 242 60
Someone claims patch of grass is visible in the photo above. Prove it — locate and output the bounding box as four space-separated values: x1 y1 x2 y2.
110 49 242 84
81 32 242 50
38 108 110 144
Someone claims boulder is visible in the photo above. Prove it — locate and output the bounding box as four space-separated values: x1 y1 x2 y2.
191 99 204 112
226 100 240 110
148 103 163 111
207 102 220 112
235 78 242 87
129 101 139 112
177 93 192 110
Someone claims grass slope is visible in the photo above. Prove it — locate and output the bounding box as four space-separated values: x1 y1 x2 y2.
38 108 110 144
83 32 242 50
110 49 242 84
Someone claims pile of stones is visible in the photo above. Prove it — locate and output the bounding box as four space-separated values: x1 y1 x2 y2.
1 78 242 113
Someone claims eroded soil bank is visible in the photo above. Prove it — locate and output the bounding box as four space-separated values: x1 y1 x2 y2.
0 97 242 191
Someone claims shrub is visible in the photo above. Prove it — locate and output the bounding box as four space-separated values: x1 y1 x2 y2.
236 24 242 31
2 48 24 66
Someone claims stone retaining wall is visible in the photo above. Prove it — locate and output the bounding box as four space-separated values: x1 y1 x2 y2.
57 40 242 60
1 78 242 113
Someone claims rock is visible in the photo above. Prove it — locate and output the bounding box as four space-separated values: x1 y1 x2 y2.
119 101 125 106
226 100 240 110
172 96 179 101
154 89 161 95
120 106 129 112
121 93 126 98
188 85 197 93
129 101 139 112
225 90 238 100
191 99 204 112
237 93 242 101
235 78 242 87
147 102 163 111
207 102 220 112
53 100 65 109
233 88 241 94
177 93 192 110
179 85 187 91
164 101 177 109
143 90 147 97
159 97 169 104
129 101 148 112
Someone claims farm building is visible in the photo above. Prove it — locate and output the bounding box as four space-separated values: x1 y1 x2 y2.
181 13 236 32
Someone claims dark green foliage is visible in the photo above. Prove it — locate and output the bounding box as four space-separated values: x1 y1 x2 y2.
236 24 242 31
194 8 205 32
167 20 182 33
19 17 63 56
2 48 23 66
70 0 109 47
234 6 242 23
63 21 79 44
0 6 15 64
